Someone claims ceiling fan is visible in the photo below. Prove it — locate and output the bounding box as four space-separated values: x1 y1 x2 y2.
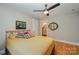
33 3 60 16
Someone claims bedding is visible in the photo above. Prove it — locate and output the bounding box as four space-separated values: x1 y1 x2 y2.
6 30 33 39
6 36 55 55
16 31 32 38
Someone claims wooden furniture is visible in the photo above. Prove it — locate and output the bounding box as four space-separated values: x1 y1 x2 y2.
54 41 79 55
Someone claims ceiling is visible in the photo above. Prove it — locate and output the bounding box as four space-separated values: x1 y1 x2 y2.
0 3 79 19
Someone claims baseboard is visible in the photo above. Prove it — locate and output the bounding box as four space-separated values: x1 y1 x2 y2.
0 49 5 55
55 39 79 46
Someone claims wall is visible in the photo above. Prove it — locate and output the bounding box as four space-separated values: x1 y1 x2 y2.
40 12 79 45
0 5 39 54
31 18 40 36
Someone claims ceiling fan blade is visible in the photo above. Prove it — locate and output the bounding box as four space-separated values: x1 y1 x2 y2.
47 3 60 11
33 10 44 12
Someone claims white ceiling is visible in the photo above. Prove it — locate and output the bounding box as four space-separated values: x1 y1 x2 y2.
0 3 79 19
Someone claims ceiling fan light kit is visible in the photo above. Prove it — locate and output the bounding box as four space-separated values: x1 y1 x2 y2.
44 10 49 14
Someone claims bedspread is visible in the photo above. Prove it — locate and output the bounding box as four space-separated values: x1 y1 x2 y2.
6 36 55 55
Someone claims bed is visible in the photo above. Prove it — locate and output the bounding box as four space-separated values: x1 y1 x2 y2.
6 31 55 55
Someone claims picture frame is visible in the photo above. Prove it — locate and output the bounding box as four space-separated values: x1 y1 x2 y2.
16 20 26 29
48 22 58 31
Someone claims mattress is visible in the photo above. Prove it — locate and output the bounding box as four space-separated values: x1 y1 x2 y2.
6 36 54 55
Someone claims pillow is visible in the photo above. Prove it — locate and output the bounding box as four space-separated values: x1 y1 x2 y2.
8 32 16 39
22 31 33 38
22 34 29 39
16 31 31 39
27 31 33 38
16 32 23 38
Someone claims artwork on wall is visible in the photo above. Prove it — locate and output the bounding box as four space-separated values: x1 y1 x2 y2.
16 20 26 29
48 22 58 31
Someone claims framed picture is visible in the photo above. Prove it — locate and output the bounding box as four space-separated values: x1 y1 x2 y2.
48 22 58 31
16 21 26 29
